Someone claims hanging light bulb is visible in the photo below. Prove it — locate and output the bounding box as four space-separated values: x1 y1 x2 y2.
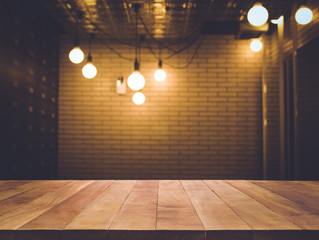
69 11 84 64
127 4 145 91
154 68 166 82
247 3 269 27
132 92 145 105
82 57 97 79
250 39 263 52
127 59 145 90
82 34 97 79
154 46 166 82
295 6 313 25
69 46 84 64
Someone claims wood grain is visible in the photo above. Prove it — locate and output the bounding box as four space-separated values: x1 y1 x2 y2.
0 181 92 229
0 181 30 192
252 181 319 214
110 180 158 230
0 179 318 239
181 180 251 230
157 180 204 231
64 180 135 230
0 181 44 202
204 180 300 230
0 180 72 216
19 180 114 230
228 180 319 229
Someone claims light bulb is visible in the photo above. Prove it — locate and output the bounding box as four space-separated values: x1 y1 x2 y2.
132 92 145 105
82 62 97 79
69 46 84 64
127 71 145 91
247 3 269 27
250 39 263 52
154 69 166 82
295 6 313 25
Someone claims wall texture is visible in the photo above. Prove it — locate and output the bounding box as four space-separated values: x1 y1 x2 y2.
0 0 59 179
59 35 263 179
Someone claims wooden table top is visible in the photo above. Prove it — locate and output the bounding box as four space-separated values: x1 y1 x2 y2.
0 180 318 240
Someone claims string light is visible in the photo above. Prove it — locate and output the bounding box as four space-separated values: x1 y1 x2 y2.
154 60 166 82
295 6 313 25
132 92 145 105
128 4 145 91
69 11 84 64
82 35 97 79
247 3 269 27
69 46 84 64
154 45 166 82
250 39 263 52
82 56 97 79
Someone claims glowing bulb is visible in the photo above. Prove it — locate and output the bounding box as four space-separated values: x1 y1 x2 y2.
295 6 313 25
250 39 263 52
69 46 84 64
82 62 97 79
132 92 145 105
154 69 166 82
247 3 269 27
127 71 145 91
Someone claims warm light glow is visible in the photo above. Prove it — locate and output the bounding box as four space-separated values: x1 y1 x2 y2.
247 3 269 27
271 16 283 24
132 92 145 105
295 6 313 25
82 62 97 79
250 39 263 52
154 69 166 82
69 46 84 64
127 71 145 91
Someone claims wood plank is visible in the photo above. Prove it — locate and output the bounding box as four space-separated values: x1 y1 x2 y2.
203 180 300 230
110 180 158 230
252 181 319 214
0 180 72 216
0 181 92 229
156 180 204 231
292 181 319 187
0 181 30 191
181 180 251 230
19 180 114 230
228 180 319 230
0 181 46 202
64 180 135 230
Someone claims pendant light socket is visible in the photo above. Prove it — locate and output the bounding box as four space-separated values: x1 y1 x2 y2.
134 58 140 71
158 60 163 68
87 54 93 62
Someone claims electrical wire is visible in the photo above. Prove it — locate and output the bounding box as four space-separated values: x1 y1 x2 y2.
97 38 134 61
62 0 205 65
145 35 205 69
164 36 205 69
137 13 201 51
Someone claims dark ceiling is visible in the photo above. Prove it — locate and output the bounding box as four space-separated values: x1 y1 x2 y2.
44 0 293 44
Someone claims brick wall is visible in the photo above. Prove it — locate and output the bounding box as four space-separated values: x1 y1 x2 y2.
58 35 263 179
